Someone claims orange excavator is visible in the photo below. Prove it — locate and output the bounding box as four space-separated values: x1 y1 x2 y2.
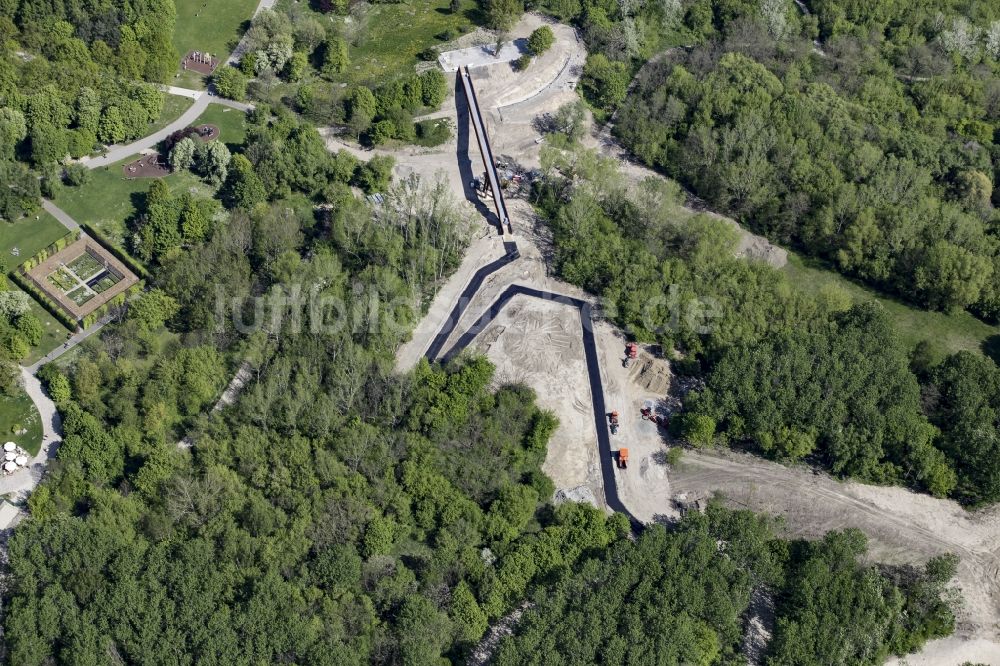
617 448 629 469
608 410 620 435
623 342 638 368
641 406 665 427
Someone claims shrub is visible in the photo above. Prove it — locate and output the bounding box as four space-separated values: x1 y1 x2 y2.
414 119 452 146
63 164 91 186
213 67 248 101
514 54 532 71
527 26 554 55
419 69 448 108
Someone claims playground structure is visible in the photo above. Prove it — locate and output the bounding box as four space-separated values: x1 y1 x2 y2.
182 50 219 75
123 153 169 179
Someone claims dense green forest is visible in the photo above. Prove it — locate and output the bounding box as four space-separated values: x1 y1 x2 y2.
608 0 1000 317
1 53 955 666
0 0 176 218
496 506 955 666
534 136 1000 503
0 1 976 662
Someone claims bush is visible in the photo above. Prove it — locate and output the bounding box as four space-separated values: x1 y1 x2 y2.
514 54 532 71
213 67 248 101
527 26 554 55
63 164 91 187
581 54 629 111
414 119 452 147
419 69 448 108
368 120 396 146
352 155 395 193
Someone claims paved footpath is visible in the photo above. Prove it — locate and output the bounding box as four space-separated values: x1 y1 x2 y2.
83 93 211 169
41 199 79 231
25 317 110 375
228 0 278 65
0 370 62 504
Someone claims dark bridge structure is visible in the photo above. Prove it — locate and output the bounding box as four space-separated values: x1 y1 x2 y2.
459 66 513 235
424 67 640 528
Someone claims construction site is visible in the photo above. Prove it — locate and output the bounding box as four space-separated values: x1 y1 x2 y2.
384 14 1000 665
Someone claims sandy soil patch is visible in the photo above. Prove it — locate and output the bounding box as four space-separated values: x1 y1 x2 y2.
476 295 604 501
381 29 1000 662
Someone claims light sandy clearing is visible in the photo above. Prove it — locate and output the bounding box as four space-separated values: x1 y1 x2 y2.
374 25 1000 663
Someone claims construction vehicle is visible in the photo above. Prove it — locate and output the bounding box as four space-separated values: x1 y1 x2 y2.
617 448 629 469
673 492 705 516
623 342 638 368
641 406 665 427
608 411 620 435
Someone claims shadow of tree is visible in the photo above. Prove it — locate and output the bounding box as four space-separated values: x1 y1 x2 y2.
982 334 1000 366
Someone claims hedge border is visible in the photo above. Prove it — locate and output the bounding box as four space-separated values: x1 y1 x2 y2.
16 229 81 273
79 224 150 280
10 270 78 331
80 282 143 330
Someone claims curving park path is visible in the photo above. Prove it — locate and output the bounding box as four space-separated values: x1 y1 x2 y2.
84 93 211 169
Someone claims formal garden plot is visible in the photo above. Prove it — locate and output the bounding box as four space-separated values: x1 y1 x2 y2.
25 239 139 322
88 272 120 294
67 252 103 281
66 286 95 306
47 267 77 293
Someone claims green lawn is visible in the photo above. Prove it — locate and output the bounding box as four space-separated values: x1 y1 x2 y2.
279 0 481 86
0 214 76 361
53 165 208 247
0 390 42 457
0 212 69 265
783 251 1000 363
150 94 196 134
53 105 247 246
172 0 259 75
195 104 249 149
21 294 73 365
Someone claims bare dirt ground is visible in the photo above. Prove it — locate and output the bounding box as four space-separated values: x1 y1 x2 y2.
476 296 605 500
671 450 1000 656
370 23 1000 665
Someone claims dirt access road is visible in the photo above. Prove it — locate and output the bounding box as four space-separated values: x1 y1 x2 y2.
375 17 1000 664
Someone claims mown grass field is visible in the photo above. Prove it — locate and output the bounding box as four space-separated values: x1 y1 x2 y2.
21 299 73 365
196 104 249 148
54 165 207 248
149 95 196 134
277 0 481 86
0 212 68 262
0 212 75 362
0 390 42 457
172 0 259 66
783 251 999 363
